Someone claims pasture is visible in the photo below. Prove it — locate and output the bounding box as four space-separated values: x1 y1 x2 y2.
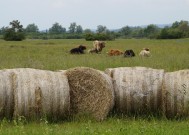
0 39 188 71
0 38 189 134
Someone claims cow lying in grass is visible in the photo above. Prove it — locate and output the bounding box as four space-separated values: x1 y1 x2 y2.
139 48 151 57
70 45 86 54
124 49 135 57
88 40 105 53
107 49 123 56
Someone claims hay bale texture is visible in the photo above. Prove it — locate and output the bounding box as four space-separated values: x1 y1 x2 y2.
12 68 70 121
105 67 164 115
162 70 189 118
0 70 15 119
65 67 114 121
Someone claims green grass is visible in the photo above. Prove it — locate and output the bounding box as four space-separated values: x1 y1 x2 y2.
0 39 188 71
1 117 189 135
0 38 189 134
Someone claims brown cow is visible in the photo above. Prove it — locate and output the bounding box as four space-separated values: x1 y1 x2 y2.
107 49 123 56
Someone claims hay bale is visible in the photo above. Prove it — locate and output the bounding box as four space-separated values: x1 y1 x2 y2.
65 67 114 121
12 68 70 121
162 70 189 118
105 67 164 115
0 70 15 119
104 68 114 78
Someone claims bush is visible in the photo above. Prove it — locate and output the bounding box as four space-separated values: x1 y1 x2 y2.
157 28 183 39
3 29 25 41
85 33 115 41
3 20 25 41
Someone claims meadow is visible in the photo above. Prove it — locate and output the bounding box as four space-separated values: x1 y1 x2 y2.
0 38 189 135
0 38 188 71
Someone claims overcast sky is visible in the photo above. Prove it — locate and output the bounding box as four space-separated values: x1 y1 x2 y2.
1 0 189 30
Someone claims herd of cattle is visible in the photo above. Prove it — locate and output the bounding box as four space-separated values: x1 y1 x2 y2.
70 40 151 57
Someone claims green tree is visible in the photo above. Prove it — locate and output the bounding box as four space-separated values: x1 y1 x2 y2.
178 21 189 37
3 20 25 41
172 21 179 28
131 27 145 38
157 27 170 39
158 21 189 39
144 24 159 38
69 22 77 33
76 25 83 34
84 33 95 41
49 22 66 34
84 29 93 34
96 25 107 33
0 27 6 34
25 23 39 33
120 26 132 38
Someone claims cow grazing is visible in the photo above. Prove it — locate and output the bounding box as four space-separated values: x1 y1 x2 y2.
88 40 105 53
70 45 86 54
107 49 123 56
139 48 151 57
124 49 135 57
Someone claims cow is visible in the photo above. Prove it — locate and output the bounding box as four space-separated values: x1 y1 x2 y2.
139 48 151 57
88 40 106 53
88 48 98 53
107 49 123 56
70 45 86 54
124 49 135 57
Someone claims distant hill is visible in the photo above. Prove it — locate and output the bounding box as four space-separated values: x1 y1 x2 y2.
156 24 172 28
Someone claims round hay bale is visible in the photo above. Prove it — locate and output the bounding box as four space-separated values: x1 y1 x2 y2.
12 68 70 121
105 67 164 115
162 70 189 118
0 70 15 119
65 67 114 121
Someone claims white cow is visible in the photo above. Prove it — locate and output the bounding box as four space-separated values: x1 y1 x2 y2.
88 40 105 53
139 48 151 57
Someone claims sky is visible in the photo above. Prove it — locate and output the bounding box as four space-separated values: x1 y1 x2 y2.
1 0 189 30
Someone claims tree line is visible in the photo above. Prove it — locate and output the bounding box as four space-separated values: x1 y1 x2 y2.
0 20 189 41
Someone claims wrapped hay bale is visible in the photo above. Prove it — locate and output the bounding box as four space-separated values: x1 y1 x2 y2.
162 70 189 118
65 67 114 121
105 67 164 115
12 68 70 121
0 70 15 119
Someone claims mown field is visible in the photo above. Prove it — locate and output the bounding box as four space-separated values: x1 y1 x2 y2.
0 38 189 135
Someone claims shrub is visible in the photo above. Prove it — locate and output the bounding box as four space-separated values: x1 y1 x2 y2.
3 20 25 41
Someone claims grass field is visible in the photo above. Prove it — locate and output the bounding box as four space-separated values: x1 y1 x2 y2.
0 38 189 134
1 117 189 135
0 38 188 71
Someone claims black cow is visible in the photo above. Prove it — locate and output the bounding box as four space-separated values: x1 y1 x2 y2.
124 49 135 57
70 45 87 54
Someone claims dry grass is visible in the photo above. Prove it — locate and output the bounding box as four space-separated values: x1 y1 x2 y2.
65 67 114 121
